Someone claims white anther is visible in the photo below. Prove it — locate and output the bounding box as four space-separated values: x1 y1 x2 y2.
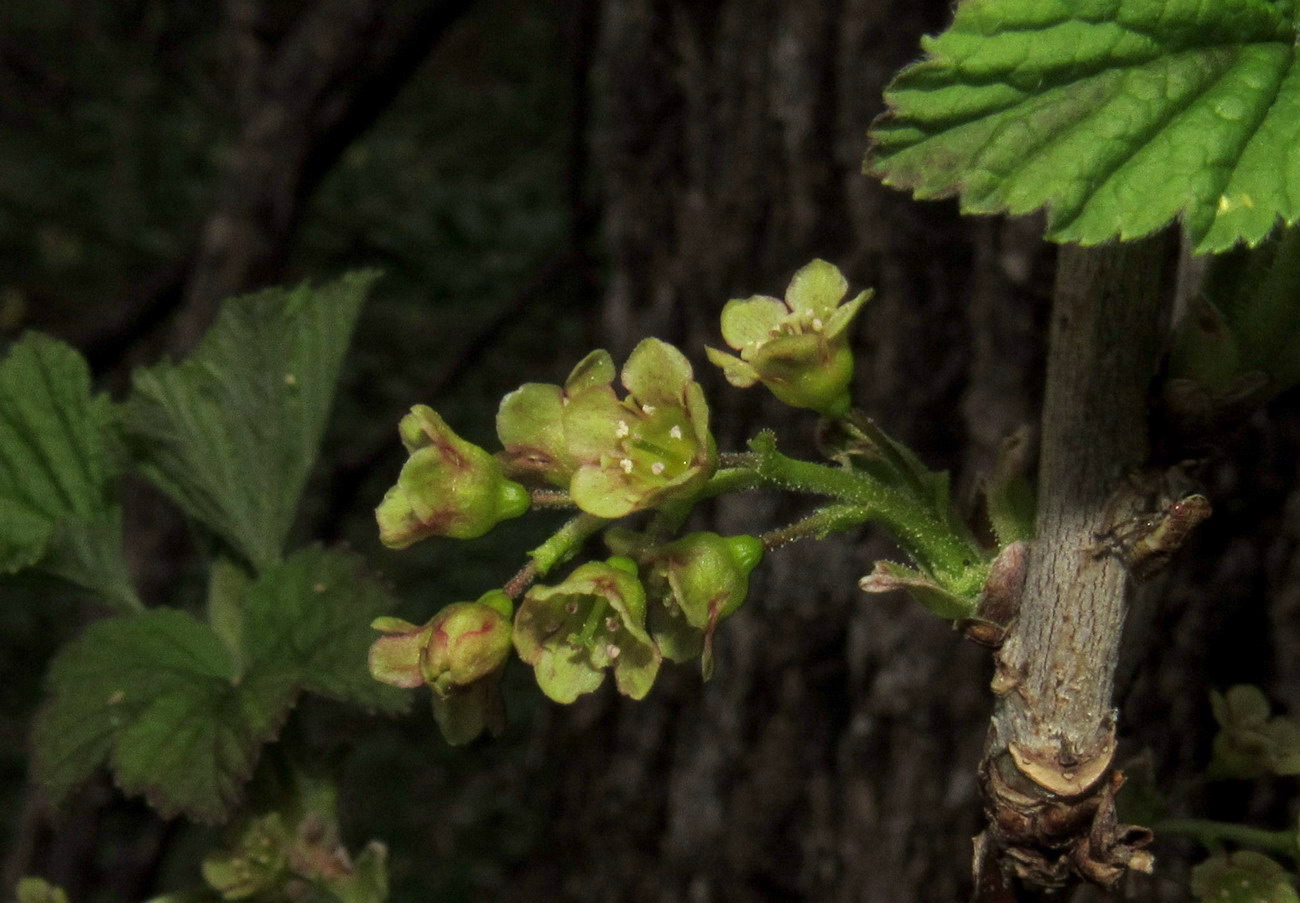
606 644 621 659
811 318 824 331
669 425 683 440
651 462 665 475
620 458 634 473
616 420 630 438
642 404 656 414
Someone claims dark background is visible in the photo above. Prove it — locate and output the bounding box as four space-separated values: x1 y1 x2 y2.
2 1 1299 900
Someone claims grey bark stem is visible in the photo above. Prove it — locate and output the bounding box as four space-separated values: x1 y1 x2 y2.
978 235 1175 892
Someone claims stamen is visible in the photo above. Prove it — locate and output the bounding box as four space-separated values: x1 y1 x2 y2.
651 462 665 475
811 317 824 331
669 425 683 440
642 404 656 414
620 458 634 473
606 644 621 659
616 420 630 438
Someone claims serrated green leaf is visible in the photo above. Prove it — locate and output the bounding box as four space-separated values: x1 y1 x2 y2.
124 272 378 569
241 546 408 713
32 609 296 822
0 333 138 608
868 0 1300 253
37 512 142 613
31 545 406 821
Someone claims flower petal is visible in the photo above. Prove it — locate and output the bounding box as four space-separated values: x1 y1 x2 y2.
705 346 760 387
825 289 872 339
612 639 660 700
562 385 627 463
496 382 572 485
569 463 644 518
533 647 606 704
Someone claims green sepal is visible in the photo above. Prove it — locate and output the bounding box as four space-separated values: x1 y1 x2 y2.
368 598 513 745
419 602 513 694
431 671 507 747
496 383 574 487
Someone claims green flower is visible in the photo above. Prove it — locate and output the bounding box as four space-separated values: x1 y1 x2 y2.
563 338 717 518
202 813 291 900
368 591 514 744
15 879 70 903
644 532 763 678
1209 684 1300 779
1191 851 1299 903
496 349 614 488
514 557 661 703
376 405 530 547
706 259 870 415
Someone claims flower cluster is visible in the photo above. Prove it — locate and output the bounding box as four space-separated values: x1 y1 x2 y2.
370 261 897 736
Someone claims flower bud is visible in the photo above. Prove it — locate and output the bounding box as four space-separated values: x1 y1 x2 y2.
421 600 513 695
368 592 514 745
707 259 870 416
376 405 530 547
645 532 763 678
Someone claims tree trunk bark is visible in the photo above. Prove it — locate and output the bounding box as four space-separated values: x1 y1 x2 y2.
978 238 1174 894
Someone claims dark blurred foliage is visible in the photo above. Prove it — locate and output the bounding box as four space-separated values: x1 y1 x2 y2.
0 0 592 899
